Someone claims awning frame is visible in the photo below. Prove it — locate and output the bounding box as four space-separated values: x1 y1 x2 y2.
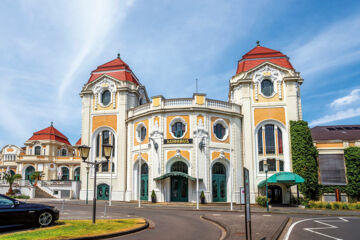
258 172 305 188
153 171 201 181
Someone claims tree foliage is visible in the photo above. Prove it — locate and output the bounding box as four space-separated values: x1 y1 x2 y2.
290 120 319 200
344 147 360 201
4 173 22 195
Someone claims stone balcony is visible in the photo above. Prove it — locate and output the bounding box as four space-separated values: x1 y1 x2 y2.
128 93 241 118
17 155 81 163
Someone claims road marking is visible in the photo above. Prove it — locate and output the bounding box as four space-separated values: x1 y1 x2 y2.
303 218 349 240
284 217 360 240
212 214 221 216
263 215 271 217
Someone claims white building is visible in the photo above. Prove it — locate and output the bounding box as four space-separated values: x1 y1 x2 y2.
79 44 304 204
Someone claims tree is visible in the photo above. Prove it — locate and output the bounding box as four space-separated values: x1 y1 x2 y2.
4 173 22 195
290 120 319 200
30 171 42 186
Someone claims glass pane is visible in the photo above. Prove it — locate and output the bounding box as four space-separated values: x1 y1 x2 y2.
220 180 226 198
265 125 275 154
105 187 109 197
171 162 188 173
261 80 274 97
214 124 226 139
141 180 145 196
35 146 41 155
212 163 226 174
259 160 264 172
258 128 263 154
99 187 103 197
102 162 108 172
141 164 148 174
277 128 283 154
212 180 218 198
279 160 284 171
96 134 100 157
172 179 178 198
181 179 188 198
101 90 111 105
268 159 276 171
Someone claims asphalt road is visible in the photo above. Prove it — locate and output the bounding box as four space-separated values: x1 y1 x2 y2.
283 216 360 240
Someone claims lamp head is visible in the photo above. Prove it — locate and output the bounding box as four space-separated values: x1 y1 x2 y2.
78 145 90 161
102 143 113 160
263 160 269 172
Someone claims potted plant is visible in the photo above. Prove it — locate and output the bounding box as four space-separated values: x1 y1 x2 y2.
30 171 42 187
4 173 22 195
151 190 157 203
200 191 206 204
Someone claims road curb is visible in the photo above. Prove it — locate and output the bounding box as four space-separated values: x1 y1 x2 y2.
68 218 149 240
271 217 291 240
201 215 229 240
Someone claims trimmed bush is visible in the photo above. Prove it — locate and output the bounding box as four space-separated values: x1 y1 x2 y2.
290 121 319 200
9 195 30 199
332 202 340 210
256 196 267 207
341 203 349 210
325 202 331 209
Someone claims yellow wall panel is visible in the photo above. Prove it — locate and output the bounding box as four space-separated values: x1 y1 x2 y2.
253 83 283 103
167 150 190 160
166 115 190 139
254 108 286 126
93 94 117 111
153 97 161 107
316 142 343 148
211 151 230 161
92 115 117 133
195 95 205 105
134 119 149 146
134 153 149 161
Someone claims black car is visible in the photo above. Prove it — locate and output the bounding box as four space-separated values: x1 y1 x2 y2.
0 194 59 228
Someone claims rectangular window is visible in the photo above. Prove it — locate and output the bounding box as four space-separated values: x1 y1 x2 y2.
265 125 275 154
277 128 283 154
258 128 263 154
318 154 346 185
268 159 276 171
259 160 264 172
101 162 109 172
279 160 284 171
96 134 100 157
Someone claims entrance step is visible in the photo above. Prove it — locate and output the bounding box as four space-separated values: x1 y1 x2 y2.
35 186 56 198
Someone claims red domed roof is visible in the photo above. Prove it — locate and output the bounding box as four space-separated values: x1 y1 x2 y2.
28 124 71 145
88 55 140 85
75 138 81 145
236 45 294 75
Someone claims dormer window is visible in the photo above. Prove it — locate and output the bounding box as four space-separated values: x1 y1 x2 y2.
261 79 274 97
34 146 41 155
101 90 111 106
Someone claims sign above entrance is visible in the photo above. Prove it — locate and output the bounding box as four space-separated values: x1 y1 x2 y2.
164 138 193 144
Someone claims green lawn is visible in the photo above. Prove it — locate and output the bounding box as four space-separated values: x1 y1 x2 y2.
0 218 146 240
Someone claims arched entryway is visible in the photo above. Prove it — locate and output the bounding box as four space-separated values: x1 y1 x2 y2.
170 161 188 202
212 162 227 202
61 167 69 181
74 167 80 181
25 166 35 181
97 183 109 200
140 163 148 200
268 185 282 204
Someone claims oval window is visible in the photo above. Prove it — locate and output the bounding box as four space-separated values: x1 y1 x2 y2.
101 90 111 106
137 125 147 142
171 121 185 138
261 79 274 97
214 123 226 140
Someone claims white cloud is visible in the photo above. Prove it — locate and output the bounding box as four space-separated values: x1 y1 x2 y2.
330 89 360 109
309 107 360 127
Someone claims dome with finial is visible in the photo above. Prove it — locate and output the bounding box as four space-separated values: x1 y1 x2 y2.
87 54 140 85
27 123 71 145
235 42 294 75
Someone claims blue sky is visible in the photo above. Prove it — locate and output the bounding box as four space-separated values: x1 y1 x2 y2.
1 0 360 147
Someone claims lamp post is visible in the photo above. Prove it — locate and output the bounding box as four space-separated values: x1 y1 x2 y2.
102 144 113 206
264 160 269 212
78 144 112 224
86 166 90 204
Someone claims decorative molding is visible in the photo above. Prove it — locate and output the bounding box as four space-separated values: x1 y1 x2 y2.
92 78 117 109
253 65 283 99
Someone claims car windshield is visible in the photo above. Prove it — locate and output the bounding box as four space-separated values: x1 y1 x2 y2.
0 195 13 206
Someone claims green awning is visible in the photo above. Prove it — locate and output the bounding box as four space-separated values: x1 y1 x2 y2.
154 171 200 181
258 172 305 188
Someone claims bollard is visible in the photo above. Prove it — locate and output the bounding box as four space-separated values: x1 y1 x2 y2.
61 199 65 213
103 201 107 217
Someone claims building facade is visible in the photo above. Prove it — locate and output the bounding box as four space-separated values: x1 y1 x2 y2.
78 44 304 204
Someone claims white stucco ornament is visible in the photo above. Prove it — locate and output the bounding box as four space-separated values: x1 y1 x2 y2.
92 78 117 109
253 65 283 99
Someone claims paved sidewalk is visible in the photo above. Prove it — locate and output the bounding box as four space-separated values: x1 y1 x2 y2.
26 199 360 216
203 212 288 240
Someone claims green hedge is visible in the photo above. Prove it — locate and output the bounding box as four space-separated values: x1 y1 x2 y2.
256 196 267 207
308 201 360 210
344 147 360 201
290 120 319 200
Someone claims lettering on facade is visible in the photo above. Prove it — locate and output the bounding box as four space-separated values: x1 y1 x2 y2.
163 139 193 144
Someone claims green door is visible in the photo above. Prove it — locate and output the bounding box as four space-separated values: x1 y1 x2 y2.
140 163 148 200
25 166 35 182
212 163 227 202
171 176 188 202
97 184 109 200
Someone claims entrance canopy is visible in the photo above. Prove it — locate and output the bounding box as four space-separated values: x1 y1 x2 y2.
258 172 304 188
154 171 201 181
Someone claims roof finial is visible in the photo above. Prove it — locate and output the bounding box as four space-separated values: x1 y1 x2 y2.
51 121 53 127
117 53 120 59
256 40 260 46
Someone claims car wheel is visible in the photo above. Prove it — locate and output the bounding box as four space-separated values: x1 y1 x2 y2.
38 211 54 227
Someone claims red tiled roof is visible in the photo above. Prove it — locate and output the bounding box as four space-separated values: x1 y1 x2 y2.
87 57 139 85
311 125 360 141
75 138 81 145
28 125 71 145
235 45 294 74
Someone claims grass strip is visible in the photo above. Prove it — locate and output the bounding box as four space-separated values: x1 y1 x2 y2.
0 218 146 240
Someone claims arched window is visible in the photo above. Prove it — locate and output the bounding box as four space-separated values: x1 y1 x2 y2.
141 163 148 174
212 162 226 174
265 125 275 154
171 122 185 138
34 146 41 155
171 161 188 173
101 90 111 106
74 168 80 181
261 79 274 97
95 130 115 161
61 167 69 181
61 149 67 156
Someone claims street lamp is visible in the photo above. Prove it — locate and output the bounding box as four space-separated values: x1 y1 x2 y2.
263 160 269 212
78 144 112 224
86 166 90 204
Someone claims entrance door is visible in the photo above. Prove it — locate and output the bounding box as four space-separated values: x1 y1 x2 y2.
171 176 188 202
97 184 109 200
268 185 282 204
140 163 148 200
212 163 227 202
25 166 35 182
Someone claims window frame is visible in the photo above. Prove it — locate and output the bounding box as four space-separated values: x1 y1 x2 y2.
260 79 275 97
169 117 187 139
213 119 229 141
100 89 112 107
